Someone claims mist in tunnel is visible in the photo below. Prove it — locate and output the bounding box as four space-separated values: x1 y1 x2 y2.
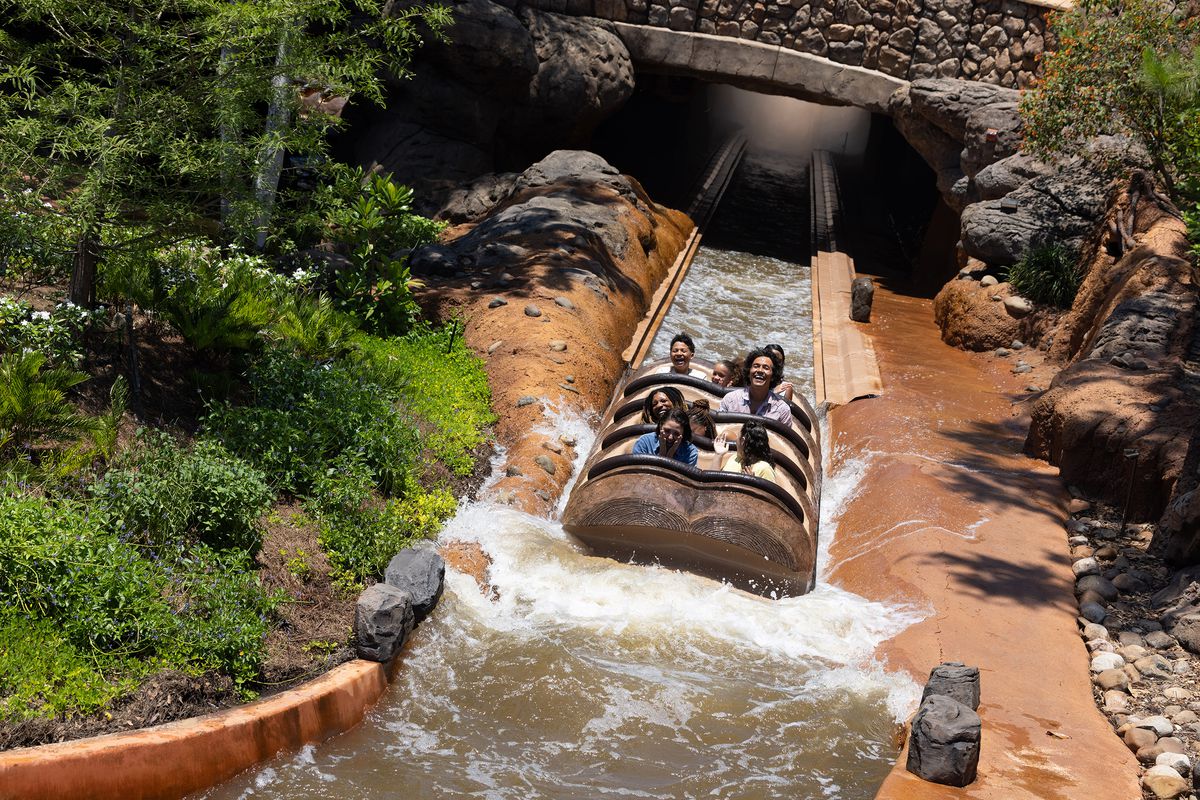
706 85 873 165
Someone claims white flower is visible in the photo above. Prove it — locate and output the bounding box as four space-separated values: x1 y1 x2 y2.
32 311 50 321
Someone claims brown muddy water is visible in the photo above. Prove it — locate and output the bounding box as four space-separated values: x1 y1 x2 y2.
199 157 924 800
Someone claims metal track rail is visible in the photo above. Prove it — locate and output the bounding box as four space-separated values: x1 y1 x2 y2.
622 132 747 371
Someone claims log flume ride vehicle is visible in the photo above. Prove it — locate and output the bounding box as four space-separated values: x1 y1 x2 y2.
562 359 822 598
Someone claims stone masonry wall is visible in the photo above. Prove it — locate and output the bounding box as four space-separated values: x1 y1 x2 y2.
520 0 1051 88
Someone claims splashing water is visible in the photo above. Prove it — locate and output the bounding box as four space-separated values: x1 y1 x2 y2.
202 245 923 800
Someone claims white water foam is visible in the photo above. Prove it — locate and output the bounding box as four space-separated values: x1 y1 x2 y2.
441 404 923 721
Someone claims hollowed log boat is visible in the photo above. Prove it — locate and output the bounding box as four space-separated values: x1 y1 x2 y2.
562 358 822 597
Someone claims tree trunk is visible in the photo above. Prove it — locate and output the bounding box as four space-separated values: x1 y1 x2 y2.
253 33 294 251
69 228 99 308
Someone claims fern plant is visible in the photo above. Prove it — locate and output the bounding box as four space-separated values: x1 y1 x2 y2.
0 350 88 455
156 252 277 354
270 293 357 360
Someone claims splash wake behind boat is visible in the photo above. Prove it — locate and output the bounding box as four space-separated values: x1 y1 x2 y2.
562 358 821 597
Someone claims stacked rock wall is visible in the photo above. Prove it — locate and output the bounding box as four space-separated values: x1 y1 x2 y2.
520 0 1050 88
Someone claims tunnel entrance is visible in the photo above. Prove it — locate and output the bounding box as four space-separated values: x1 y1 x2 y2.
590 79 946 283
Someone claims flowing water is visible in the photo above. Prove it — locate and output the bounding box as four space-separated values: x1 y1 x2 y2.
200 158 924 800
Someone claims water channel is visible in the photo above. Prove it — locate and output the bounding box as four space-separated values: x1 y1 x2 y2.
200 153 924 800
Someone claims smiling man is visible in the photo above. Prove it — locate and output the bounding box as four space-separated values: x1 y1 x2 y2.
718 347 792 425
668 332 708 378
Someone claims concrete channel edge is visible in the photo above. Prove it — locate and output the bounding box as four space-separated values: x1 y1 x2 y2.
0 658 396 800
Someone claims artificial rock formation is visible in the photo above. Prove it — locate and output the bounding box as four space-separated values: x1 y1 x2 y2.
524 0 1048 87
342 0 635 213
354 584 415 662
384 547 447 621
1026 173 1199 526
412 150 692 515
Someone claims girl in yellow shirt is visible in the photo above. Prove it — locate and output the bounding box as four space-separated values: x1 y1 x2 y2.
715 420 777 483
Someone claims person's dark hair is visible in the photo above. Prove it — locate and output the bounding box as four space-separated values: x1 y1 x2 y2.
641 386 686 423
670 332 695 354
764 344 786 378
739 420 774 467
658 408 693 442
687 398 716 439
714 358 743 387
743 347 783 388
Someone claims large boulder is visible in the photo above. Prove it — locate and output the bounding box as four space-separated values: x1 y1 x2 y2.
889 78 1021 212
384 547 447 622
906 694 981 786
355 584 415 662
933 278 1021 351
960 136 1140 266
974 153 1053 201
514 9 635 144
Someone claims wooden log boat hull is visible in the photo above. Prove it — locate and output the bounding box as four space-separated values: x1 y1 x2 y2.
562 359 822 598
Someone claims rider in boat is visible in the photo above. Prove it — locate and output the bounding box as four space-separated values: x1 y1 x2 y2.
717 348 792 425
764 343 795 403
710 358 742 388
641 386 687 424
716 420 778 482
632 408 699 466
668 332 708 378
687 398 716 440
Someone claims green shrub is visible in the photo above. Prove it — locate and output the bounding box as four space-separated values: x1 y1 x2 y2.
1006 243 1082 309
353 324 494 476
315 480 457 582
205 348 419 495
0 350 88 455
269 292 358 360
1021 0 1200 201
0 492 278 706
156 250 278 354
0 612 142 721
315 171 444 334
0 297 96 366
91 433 273 553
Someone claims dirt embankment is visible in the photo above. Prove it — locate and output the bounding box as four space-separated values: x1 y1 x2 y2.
413 150 692 517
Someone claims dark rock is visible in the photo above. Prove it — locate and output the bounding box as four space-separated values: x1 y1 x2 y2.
960 101 1021 180
906 694 981 786
960 159 1109 265
1170 614 1200 656
517 395 538 407
922 662 980 710
535 454 557 475
384 547 447 621
850 276 875 322
489 297 509 308
355 584 415 662
436 172 519 223
974 153 1052 200
525 303 543 317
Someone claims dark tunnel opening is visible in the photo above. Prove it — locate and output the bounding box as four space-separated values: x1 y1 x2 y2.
589 77 950 286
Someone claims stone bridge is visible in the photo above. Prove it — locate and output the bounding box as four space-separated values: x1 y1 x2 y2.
521 0 1063 111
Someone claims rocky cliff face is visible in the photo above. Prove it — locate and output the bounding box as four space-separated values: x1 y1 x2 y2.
899 79 1200 556
410 150 692 516
339 0 635 215
1025 174 1199 528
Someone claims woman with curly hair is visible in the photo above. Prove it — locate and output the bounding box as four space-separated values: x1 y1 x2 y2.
715 420 777 482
